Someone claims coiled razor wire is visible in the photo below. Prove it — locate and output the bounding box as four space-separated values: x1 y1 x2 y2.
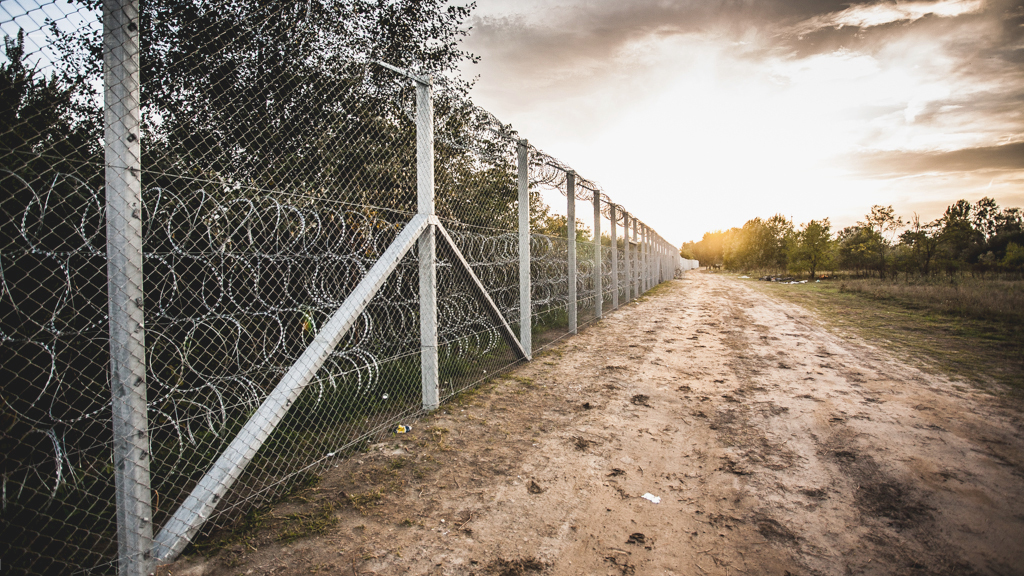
1 1 677 571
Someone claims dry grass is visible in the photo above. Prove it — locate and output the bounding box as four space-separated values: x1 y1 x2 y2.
837 277 1024 325
742 275 1024 396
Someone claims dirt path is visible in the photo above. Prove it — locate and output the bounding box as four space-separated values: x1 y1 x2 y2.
163 273 1024 576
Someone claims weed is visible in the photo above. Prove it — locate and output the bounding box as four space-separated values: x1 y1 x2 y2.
284 472 321 500
509 375 537 388
277 503 339 543
346 489 385 512
426 426 452 450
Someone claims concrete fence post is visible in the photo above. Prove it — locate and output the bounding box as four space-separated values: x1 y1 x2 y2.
566 172 577 334
659 237 663 283
622 212 631 303
665 239 670 282
517 140 532 358
630 216 637 297
103 1 154 574
644 226 651 291
416 76 438 411
643 224 651 291
610 204 618 309
593 192 602 319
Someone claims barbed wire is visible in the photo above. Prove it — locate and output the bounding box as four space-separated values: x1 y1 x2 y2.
1 1 681 573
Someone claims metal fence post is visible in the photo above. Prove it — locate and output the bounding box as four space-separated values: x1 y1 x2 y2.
103 1 153 574
566 171 577 334
610 204 618 309
593 192 602 319
518 140 532 359
417 76 438 411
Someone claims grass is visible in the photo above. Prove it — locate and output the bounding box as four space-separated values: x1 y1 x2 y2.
277 502 339 543
741 275 1024 396
837 276 1024 325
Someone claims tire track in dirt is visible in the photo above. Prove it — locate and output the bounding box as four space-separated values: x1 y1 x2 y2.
158 273 1024 576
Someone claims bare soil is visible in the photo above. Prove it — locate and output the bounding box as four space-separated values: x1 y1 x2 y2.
158 272 1024 576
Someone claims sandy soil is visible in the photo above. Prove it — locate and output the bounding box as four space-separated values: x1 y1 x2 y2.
159 272 1024 576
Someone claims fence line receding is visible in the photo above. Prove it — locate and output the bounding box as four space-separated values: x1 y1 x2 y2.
0 1 691 574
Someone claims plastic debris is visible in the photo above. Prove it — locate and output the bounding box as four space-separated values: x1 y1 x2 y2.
395 424 412 434
641 493 661 504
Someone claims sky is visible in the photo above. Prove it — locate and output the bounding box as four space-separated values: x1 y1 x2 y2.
456 0 1024 246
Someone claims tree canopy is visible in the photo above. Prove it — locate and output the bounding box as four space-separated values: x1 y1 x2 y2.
681 198 1024 278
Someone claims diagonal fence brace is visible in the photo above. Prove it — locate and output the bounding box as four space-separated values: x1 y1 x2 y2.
435 223 529 362
152 213 430 562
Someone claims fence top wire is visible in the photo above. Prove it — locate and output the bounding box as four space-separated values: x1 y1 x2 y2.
431 94 654 237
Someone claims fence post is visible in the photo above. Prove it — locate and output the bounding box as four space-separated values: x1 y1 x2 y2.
416 76 438 411
665 239 669 281
623 214 631 302
517 140 532 359
656 237 662 283
650 228 655 288
566 171 577 334
655 236 660 283
643 225 650 291
610 204 618 309
593 192 602 319
664 239 669 282
640 224 645 292
103 1 153 574
626 216 634 293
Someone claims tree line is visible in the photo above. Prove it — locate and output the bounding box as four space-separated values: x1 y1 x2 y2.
680 198 1024 278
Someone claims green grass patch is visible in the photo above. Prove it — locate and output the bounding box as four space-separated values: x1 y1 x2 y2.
744 277 1024 396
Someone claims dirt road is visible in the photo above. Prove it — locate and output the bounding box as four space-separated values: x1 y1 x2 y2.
163 272 1024 576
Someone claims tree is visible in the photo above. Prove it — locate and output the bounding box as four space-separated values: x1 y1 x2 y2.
1004 242 1024 270
34 0 490 219
724 215 791 272
935 199 980 273
533 214 592 242
972 196 1000 241
899 214 941 275
688 229 733 267
788 219 833 279
995 207 1023 236
836 225 879 275
857 205 905 277
1 28 102 181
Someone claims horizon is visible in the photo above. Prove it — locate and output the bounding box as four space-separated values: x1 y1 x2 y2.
458 0 1024 246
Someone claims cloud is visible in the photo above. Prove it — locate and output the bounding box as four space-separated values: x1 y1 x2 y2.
847 141 1024 177
460 0 1024 241
463 0 855 83
790 0 986 36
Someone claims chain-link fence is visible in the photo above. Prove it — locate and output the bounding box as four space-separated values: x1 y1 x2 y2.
1 1 687 574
